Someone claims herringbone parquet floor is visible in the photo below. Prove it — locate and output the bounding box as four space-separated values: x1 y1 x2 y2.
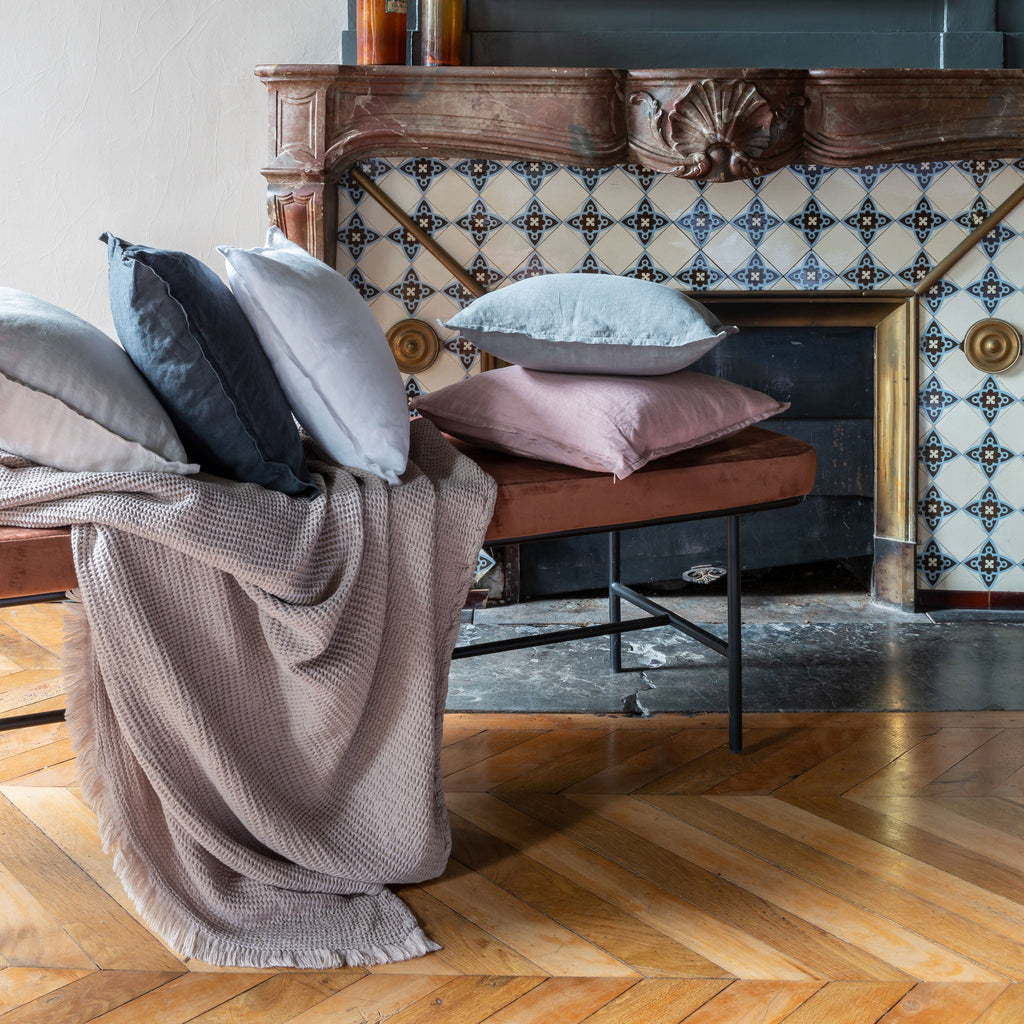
3 601 1024 1022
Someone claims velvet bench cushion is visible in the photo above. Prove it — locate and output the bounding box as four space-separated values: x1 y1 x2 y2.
0 426 816 601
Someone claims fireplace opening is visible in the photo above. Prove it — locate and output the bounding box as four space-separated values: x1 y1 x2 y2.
498 293 918 611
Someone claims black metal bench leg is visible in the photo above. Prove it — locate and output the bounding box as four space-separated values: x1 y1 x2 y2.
609 530 622 672
727 514 743 753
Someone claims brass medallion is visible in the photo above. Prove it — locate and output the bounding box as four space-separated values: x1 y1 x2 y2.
386 318 440 373
964 319 1022 374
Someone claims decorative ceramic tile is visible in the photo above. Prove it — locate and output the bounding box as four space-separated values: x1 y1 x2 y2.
333 156 1024 595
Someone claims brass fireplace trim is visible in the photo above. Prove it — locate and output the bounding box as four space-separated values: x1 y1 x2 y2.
702 292 918 610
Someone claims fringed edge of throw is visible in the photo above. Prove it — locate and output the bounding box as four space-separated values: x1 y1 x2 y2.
62 591 441 969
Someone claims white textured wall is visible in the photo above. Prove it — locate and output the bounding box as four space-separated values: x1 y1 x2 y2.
4 1 343 335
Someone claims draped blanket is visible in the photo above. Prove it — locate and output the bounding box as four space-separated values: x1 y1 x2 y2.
0 418 496 967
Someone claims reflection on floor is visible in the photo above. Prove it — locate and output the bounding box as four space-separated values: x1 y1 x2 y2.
449 562 1024 716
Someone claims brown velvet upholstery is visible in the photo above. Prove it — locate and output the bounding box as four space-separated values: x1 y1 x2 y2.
453 425 817 544
0 426 816 600
0 526 78 601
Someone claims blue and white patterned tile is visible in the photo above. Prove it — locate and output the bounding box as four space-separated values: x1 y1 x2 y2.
917 537 958 588
870 168 926 219
930 511 988 563
476 174 532 221
645 228 698 277
675 251 728 291
869 223 921 277
961 537 1018 589
757 170 811 220
926 164 985 220
534 224 594 273
527 169 590 220
646 175 702 221
590 224 646 276
477 224 536 276
591 170 649 220
785 252 838 290
928 439 990 504
755 224 807 278
808 224 863 283
813 170 867 222
702 225 755 276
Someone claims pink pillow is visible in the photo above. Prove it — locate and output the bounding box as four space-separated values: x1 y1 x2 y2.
414 366 789 479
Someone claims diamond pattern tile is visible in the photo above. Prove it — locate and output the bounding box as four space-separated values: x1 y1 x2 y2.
334 157 1024 597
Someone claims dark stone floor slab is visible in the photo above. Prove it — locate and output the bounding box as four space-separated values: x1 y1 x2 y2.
447 620 1024 715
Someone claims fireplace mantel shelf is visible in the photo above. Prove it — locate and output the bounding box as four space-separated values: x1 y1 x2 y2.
257 65 1024 183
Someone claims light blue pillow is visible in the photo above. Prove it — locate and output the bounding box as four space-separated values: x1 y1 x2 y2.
440 273 737 375
102 233 318 498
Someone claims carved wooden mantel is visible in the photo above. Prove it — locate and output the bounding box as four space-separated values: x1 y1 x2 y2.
257 65 1024 262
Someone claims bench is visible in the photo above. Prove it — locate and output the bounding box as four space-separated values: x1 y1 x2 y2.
0 425 816 751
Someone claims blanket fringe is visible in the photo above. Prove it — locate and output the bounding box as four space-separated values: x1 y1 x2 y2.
63 590 439 969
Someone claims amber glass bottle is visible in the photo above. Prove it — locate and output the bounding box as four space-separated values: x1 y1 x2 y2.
357 0 408 64
421 0 463 66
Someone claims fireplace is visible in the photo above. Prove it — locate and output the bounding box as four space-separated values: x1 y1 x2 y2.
258 66 1024 611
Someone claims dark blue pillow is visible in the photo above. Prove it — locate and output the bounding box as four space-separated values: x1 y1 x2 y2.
102 233 317 498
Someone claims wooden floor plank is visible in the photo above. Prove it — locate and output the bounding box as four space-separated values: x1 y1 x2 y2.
383 976 542 1024
183 972 362 1024
571 978 733 1024
677 980 823 1023
783 793 1024 908
284 974 477 1024
855 794 1024 878
848 728 1005 798
876 983 1007 1023
717 795 1024 950
508 791 893 981
673 795 1024 980
448 810 722 977
562 726 729 794
0 862 96 970
85 972 280 1024
448 791 813 981
0 604 67 656
974 983 1024 1022
421 859 641 978
391 884 542 977
481 977 639 1024
579 794 1003 982
0 968 91 1011
0 971 183 1024
0 792 183 972
778 982 911 1022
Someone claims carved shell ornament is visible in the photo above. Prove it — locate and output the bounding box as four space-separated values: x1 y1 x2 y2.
634 80 802 181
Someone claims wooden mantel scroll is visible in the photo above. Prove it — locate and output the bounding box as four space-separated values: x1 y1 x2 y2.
257 65 1024 262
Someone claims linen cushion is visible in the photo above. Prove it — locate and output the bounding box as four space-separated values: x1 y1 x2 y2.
440 273 737 375
413 365 789 479
0 287 197 475
102 232 317 498
219 228 409 485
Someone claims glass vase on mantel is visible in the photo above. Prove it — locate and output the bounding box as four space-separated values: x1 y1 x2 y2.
357 0 408 64
421 0 463 66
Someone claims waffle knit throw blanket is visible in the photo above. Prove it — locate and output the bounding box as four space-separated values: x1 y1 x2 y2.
0 418 496 967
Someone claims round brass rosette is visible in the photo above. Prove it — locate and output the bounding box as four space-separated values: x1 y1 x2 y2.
964 319 1021 374
387 318 440 373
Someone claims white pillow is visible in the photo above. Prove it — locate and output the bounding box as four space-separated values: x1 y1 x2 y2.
0 287 196 475
219 229 409 484
441 273 737 375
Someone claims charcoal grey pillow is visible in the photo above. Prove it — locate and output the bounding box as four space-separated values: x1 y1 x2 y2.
102 233 317 498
